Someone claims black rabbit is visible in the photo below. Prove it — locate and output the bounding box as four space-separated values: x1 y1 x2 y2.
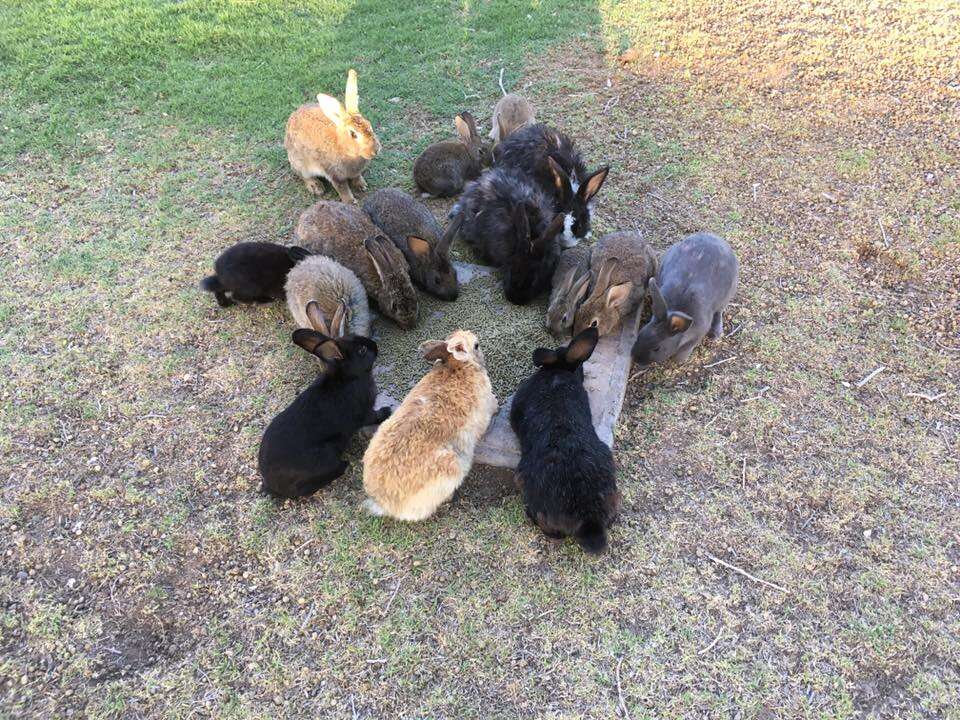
509 327 620 554
453 167 564 305
201 242 310 307
258 330 390 499
495 123 609 247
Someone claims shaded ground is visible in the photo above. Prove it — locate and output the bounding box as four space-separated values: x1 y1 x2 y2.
2 1 959 719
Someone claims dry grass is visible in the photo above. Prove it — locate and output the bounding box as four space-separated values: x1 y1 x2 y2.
2 2 959 719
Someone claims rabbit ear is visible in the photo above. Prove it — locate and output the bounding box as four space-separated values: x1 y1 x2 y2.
532 347 559 367
578 166 610 202
420 339 450 363
496 115 508 143
460 112 479 140
649 277 667 319
594 258 620 295
437 212 462 255
344 69 359 114
546 157 572 200
571 271 591 302
330 301 347 337
511 204 530 246
605 282 633 310
667 311 693 335
288 246 311 263
565 327 599 365
407 236 432 259
454 114 473 144
447 337 470 362
305 301 330 335
316 94 348 125
538 212 566 246
363 236 390 286
293 328 329 355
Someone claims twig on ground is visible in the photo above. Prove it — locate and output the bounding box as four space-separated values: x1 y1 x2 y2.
855 366 886 388
740 386 770 403
877 217 890 247
704 413 722 429
704 551 789 593
299 605 316 633
384 578 403 615
906 391 950 403
604 95 621 114
741 458 747 489
725 323 745 338
351 695 358 720
704 356 737 369
498 67 506 96
698 627 724 655
615 657 631 720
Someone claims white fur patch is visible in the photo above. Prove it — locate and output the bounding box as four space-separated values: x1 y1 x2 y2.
570 173 580 194
560 213 578 248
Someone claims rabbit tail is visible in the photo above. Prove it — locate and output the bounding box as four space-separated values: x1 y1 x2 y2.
575 519 608 555
200 275 222 293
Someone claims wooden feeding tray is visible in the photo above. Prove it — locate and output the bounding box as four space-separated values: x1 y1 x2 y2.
369 261 640 469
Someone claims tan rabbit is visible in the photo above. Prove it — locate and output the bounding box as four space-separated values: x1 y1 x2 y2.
284 69 381 204
490 93 536 146
546 245 592 337
293 201 419 329
285 254 370 337
573 231 658 336
362 330 498 521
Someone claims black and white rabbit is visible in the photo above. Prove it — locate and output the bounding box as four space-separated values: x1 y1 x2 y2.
258 330 390 499
509 327 620 554
200 242 310 307
495 123 609 247
453 167 565 305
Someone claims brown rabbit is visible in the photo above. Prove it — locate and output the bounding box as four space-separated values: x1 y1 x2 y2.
490 93 536 146
412 112 493 197
284 69 381 204
573 231 658 336
293 201 418 329
285 254 370 337
546 245 592 337
362 330 498 521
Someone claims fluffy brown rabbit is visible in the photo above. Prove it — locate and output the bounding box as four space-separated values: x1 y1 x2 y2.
293 201 418 329
362 330 498 521
546 245 592 337
412 112 493 197
489 93 536 146
284 69 381 204
285 254 370 337
361 188 460 300
573 231 658 336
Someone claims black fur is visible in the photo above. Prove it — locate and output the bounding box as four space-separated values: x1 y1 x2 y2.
509 327 620 554
258 331 390 499
200 242 310 307
454 168 563 305
495 123 609 241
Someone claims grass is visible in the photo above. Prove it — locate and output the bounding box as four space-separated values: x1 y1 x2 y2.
3 1 960 719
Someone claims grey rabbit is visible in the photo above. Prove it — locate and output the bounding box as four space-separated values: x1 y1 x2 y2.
545 245 592 337
631 232 739 365
413 112 493 197
361 188 460 300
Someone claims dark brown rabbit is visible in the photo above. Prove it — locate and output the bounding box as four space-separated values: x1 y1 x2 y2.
413 112 493 197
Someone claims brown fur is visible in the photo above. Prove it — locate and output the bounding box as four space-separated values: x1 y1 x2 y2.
546 245 592 336
412 113 493 197
293 201 418 329
573 231 659 336
362 330 498 521
284 69 381 204
490 93 536 145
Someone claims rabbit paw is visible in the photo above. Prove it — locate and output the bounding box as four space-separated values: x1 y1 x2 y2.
304 177 325 196
363 498 387 516
350 175 368 192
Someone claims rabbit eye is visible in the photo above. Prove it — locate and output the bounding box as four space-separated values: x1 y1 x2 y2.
590 319 599 328
561 314 568 325
349 129 358 139
474 342 479 350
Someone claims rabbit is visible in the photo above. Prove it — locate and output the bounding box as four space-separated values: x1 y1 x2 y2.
495 123 609 247
509 327 620 554
489 93 536 146
546 245 592 337
573 231 659 336
413 112 493 198
293 201 419 329
453 167 565 305
284 69 381 204
258 329 391 499
361 188 460 300
362 330 498 521
200 242 310 307
631 232 739 366
285 254 370 337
